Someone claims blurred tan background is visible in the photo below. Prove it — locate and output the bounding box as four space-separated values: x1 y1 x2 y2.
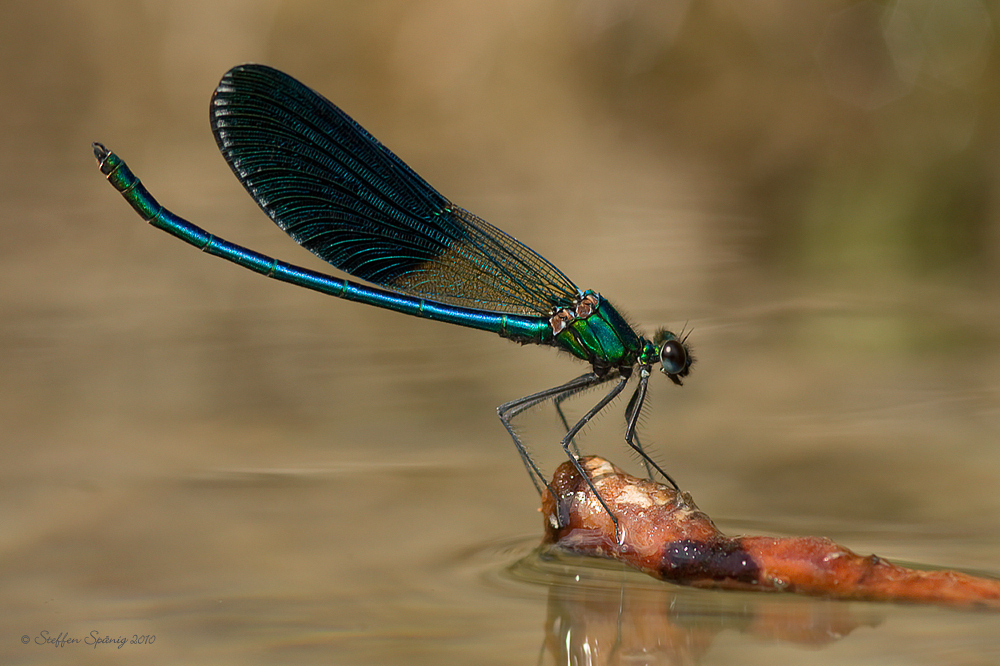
3 1 999 664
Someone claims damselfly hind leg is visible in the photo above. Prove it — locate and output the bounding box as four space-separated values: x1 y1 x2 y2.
497 372 618 531
555 373 634 542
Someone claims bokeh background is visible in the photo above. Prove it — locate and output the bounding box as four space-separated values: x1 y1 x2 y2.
3 1 999 663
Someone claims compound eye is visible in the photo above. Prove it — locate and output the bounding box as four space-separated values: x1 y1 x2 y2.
660 339 688 376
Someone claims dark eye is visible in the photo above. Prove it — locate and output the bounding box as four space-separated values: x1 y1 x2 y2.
660 340 688 376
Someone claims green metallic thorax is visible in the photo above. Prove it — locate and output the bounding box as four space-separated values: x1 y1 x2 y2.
553 292 653 370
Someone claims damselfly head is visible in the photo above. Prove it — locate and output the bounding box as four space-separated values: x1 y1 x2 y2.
653 328 693 386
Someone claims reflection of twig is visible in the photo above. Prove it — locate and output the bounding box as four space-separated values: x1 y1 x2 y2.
542 457 1000 609
542 570 881 665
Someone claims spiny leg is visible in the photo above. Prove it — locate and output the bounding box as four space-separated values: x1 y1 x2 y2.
624 382 657 479
559 373 633 542
553 393 579 456
552 375 619 457
624 378 656 478
623 365 680 490
553 369 670 484
497 372 610 498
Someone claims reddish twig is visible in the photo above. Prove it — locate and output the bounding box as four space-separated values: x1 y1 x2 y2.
542 457 1000 609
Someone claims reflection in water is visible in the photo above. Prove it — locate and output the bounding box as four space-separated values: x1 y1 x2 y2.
513 548 881 665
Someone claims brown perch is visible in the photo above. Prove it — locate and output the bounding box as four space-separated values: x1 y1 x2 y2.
542 457 1000 609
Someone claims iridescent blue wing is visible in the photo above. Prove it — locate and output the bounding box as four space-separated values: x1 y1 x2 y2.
210 64 579 316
